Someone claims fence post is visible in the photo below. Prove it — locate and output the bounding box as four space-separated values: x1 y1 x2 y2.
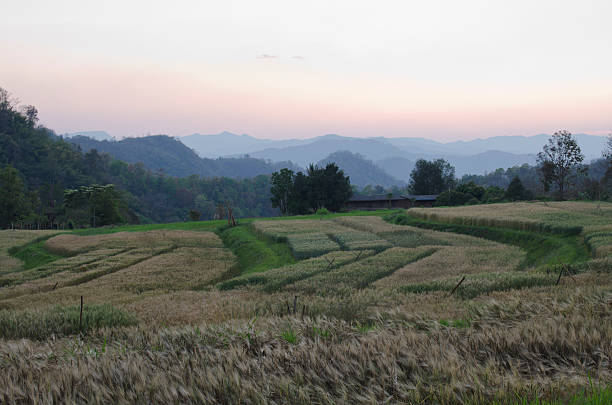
79 296 84 330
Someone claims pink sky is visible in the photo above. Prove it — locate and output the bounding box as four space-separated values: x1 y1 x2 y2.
2 1 611 141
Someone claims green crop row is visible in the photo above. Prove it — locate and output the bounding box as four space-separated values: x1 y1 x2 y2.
331 232 392 251
288 247 437 294
217 250 373 291
286 233 341 259
400 272 557 299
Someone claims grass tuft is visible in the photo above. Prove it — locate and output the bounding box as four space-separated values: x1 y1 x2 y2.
0 304 137 340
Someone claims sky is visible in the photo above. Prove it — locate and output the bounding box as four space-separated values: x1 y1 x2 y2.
1 0 611 141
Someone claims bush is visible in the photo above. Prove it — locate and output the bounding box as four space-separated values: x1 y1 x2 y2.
435 191 472 206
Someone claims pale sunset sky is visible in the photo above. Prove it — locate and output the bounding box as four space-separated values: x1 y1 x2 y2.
1 0 611 140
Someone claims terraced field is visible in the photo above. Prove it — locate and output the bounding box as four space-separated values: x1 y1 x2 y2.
0 202 610 404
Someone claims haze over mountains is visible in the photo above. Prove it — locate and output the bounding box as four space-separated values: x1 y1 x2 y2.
181 132 607 178
65 131 609 187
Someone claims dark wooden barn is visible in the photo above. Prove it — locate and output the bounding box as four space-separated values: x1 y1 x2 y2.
345 194 437 211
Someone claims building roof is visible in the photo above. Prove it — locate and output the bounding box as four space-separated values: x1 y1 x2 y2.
349 194 404 202
349 194 438 202
401 194 438 201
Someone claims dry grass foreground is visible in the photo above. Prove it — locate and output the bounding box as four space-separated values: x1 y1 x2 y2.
0 230 237 325
0 276 610 404
0 207 610 403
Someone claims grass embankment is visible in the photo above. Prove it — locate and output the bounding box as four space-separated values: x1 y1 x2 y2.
7 235 66 271
385 212 590 269
218 225 295 276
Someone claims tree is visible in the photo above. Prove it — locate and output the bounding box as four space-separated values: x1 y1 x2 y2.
270 168 294 215
604 134 612 161
537 131 585 200
434 190 471 206
456 181 485 200
409 159 456 195
505 176 532 201
305 163 352 212
287 171 311 215
0 165 31 228
601 135 612 190
188 210 201 221
64 184 123 227
274 163 352 215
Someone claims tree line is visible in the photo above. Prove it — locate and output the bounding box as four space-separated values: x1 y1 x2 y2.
270 164 352 215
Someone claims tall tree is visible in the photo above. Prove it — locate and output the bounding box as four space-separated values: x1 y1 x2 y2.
270 168 294 215
537 131 585 200
319 163 352 212
0 165 31 228
505 176 532 201
604 134 612 161
602 134 612 193
409 159 456 195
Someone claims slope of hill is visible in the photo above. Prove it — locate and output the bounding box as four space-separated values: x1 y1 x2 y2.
63 130 114 141
67 135 300 178
317 151 404 187
181 131 309 158
251 135 411 167
375 157 415 183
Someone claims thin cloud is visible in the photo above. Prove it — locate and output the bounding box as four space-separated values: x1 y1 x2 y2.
256 54 278 59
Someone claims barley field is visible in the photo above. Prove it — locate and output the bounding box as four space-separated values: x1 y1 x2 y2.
0 202 610 404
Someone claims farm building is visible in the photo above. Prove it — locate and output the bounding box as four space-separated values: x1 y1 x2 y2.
346 194 437 210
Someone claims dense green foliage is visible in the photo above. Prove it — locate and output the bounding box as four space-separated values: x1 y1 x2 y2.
64 184 124 227
409 158 456 194
537 130 586 200
0 165 39 228
270 163 352 214
0 88 280 228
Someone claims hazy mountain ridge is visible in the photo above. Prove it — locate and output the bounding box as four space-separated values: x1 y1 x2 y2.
63 131 114 141
68 131 608 183
317 151 404 187
67 135 301 179
180 131 607 176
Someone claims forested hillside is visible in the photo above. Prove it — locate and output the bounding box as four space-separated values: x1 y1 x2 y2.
0 89 278 227
68 135 301 178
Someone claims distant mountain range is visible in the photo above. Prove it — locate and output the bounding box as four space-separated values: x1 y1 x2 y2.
65 131 609 187
181 132 606 178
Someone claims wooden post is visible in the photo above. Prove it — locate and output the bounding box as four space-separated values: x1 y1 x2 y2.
79 296 84 330
555 266 564 285
293 296 298 314
449 276 466 296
